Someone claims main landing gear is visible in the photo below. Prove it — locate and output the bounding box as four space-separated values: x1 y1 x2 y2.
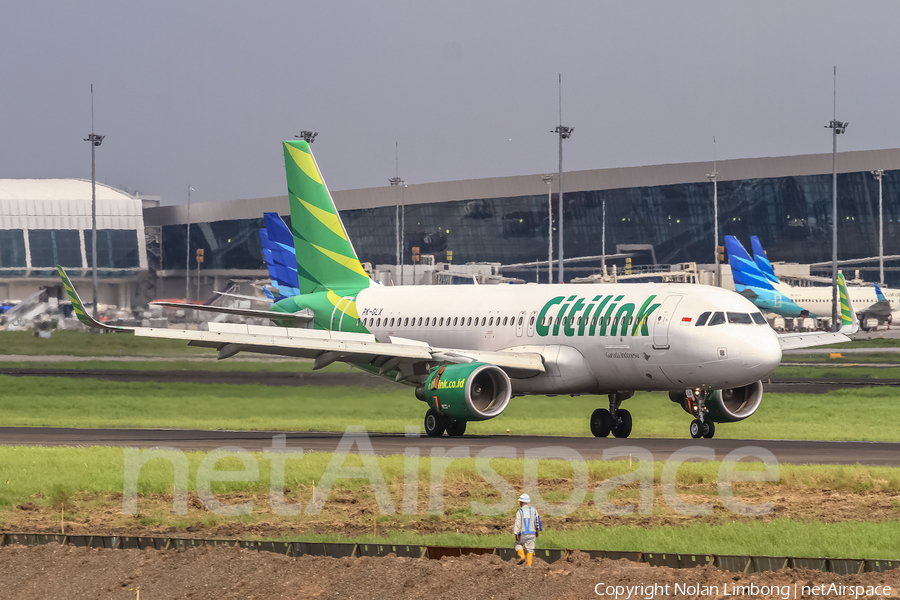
424 408 467 437
590 391 634 438
683 389 716 439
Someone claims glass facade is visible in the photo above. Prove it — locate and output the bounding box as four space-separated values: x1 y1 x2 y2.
160 217 270 271
83 230 140 269
153 168 900 286
341 170 900 284
29 229 82 268
0 230 26 268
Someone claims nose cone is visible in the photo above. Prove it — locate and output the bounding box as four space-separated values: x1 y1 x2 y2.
740 329 782 377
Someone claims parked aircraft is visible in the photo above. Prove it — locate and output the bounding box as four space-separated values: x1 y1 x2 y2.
728 236 895 328
58 141 857 439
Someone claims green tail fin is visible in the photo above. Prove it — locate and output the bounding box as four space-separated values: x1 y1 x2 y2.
57 265 132 332
283 140 371 295
837 271 859 333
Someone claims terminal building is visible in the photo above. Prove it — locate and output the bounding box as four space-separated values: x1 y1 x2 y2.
144 147 900 298
3 148 900 310
0 179 148 309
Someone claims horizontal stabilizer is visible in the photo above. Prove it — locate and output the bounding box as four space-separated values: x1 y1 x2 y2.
150 301 313 325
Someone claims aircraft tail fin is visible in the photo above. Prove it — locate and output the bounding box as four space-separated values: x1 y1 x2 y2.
283 140 372 295
837 271 859 334
57 266 132 332
874 282 888 303
259 212 300 298
725 236 776 291
750 236 780 284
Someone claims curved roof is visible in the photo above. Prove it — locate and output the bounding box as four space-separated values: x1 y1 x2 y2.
0 179 136 202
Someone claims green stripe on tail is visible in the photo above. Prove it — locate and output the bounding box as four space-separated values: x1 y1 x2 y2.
283 140 371 295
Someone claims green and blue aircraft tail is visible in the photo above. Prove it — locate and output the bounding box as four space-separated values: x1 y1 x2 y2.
282 140 371 295
270 141 373 331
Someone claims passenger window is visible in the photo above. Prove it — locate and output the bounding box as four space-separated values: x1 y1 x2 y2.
529 315 534 325
695 312 711 326
519 316 524 326
453 317 458 326
439 317 444 326
708 312 725 326
376 318 381 327
403 318 408 327
727 312 753 324
503 317 508 326
390 318 395 327
489 317 494 326
752 312 767 325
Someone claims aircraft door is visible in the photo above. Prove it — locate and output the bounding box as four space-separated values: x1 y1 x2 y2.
516 310 526 337
652 295 683 349
527 310 537 337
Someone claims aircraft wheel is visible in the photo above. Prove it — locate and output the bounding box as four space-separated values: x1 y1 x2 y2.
612 409 632 439
702 421 716 439
590 408 612 438
424 409 447 437
689 419 702 439
446 420 467 437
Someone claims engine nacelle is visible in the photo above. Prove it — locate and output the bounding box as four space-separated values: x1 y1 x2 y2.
669 381 764 423
415 363 511 421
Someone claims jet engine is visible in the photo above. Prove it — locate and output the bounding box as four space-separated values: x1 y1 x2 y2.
669 380 764 423
415 362 512 421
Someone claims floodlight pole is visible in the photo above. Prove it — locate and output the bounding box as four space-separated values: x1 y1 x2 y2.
825 67 848 330
553 74 573 283
542 174 554 283
873 169 885 285
390 176 404 285
707 172 719 286
84 85 104 321
185 186 193 315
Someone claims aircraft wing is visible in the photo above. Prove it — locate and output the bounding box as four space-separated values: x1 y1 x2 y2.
134 322 545 380
150 301 313 325
775 271 859 350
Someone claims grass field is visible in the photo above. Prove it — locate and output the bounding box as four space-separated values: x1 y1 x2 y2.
2 374 900 440
1 446 897 558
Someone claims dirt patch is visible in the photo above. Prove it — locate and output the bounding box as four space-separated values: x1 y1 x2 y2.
0 544 897 600
3 478 899 540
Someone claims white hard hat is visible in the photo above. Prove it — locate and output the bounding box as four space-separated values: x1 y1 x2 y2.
518 493 530 503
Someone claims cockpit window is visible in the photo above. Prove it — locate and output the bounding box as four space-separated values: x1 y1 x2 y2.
708 311 726 326
695 311 711 326
727 312 753 325
752 312 767 325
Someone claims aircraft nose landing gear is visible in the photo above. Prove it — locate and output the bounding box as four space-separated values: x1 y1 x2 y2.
684 389 716 439
590 391 634 438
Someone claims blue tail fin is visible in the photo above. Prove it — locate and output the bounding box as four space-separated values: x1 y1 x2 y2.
750 236 780 284
874 282 887 303
258 212 301 298
725 236 776 290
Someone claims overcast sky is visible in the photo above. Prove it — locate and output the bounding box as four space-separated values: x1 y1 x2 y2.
2 1 899 206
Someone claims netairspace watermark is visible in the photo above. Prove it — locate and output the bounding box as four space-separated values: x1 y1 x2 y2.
593 582 893 599
122 425 779 518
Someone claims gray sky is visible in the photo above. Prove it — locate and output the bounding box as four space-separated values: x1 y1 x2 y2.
2 1 899 206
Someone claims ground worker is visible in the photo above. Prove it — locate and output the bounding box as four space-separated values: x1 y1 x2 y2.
513 493 542 565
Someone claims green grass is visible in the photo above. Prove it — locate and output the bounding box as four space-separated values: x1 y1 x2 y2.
1 447 898 558
2 375 900 440
0 330 208 357
0 359 345 373
782 352 900 364
773 365 900 379
285 521 900 559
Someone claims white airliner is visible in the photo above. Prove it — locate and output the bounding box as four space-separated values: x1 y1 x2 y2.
58 141 857 439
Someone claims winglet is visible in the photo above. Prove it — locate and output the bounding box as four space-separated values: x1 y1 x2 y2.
837 271 859 335
57 266 133 332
